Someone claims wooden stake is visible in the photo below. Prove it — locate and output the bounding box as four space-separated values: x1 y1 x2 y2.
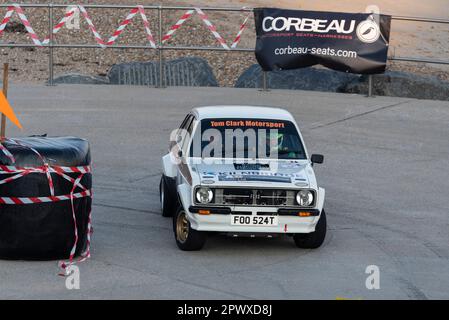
1 63 9 141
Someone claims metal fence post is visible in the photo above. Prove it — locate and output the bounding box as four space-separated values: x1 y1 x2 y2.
157 5 165 88
367 74 373 97
47 4 54 86
259 71 269 92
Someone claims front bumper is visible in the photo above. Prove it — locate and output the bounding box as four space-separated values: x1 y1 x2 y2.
187 205 321 234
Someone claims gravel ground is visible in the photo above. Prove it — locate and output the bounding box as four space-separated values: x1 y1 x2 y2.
0 0 447 86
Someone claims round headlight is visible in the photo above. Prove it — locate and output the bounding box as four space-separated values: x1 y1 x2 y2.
196 187 214 204
296 190 314 207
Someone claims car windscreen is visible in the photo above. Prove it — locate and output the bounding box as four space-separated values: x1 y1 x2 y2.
189 118 306 160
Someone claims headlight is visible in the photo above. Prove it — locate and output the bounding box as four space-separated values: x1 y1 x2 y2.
296 190 314 207
196 187 214 204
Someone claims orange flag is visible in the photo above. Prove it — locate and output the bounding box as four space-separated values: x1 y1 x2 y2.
0 91 22 129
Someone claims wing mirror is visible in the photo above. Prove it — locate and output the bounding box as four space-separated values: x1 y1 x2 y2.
311 154 324 165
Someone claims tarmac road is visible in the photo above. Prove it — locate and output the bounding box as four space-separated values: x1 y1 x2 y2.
1 85 449 299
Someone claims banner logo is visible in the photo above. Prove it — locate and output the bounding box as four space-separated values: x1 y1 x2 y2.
262 16 356 34
356 19 381 43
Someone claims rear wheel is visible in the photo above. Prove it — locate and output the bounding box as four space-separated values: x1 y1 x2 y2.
293 210 327 249
159 175 176 217
173 207 207 251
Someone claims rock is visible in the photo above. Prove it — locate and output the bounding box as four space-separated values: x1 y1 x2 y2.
343 71 449 100
51 73 110 85
108 57 218 87
235 64 359 92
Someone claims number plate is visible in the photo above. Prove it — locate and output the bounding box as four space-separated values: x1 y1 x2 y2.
231 215 279 226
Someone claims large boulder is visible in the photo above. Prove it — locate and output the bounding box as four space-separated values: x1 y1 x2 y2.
343 71 449 100
108 57 218 87
235 64 359 92
51 73 109 85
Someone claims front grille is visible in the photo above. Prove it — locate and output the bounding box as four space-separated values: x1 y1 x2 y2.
213 188 297 207
222 189 253 205
257 189 288 206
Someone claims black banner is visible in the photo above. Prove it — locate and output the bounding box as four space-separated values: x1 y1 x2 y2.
255 8 391 74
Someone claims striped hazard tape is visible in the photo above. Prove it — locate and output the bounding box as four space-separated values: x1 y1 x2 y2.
136 5 157 49
42 6 78 45
0 4 42 46
77 5 106 47
231 12 251 48
1 4 251 50
162 8 252 50
195 8 230 50
0 143 16 163
0 190 92 205
0 4 157 49
106 5 156 48
162 9 195 43
0 164 91 174
0 139 93 276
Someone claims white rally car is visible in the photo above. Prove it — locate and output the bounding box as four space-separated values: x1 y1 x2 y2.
160 106 326 251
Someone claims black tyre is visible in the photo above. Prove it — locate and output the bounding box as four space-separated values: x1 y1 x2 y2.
159 175 176 217
173 207 207 251
293 210 327 249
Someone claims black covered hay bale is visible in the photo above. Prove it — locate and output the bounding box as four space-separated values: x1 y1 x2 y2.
0 137 92 260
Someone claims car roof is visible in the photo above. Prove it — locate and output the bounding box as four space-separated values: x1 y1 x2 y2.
192 106 295 121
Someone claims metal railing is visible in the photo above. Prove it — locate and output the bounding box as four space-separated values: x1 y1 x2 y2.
0 3 448 94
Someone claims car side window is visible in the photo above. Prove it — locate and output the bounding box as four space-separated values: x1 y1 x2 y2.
184 115 193 131
170 114 191 151
179 115 191 130
174 114 194 153
186 116 196 135
182 116 196 151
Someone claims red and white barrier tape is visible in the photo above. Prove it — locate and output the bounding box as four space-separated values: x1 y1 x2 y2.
162 8 251 50
0 164 91 174
77 5 106 47
195 8 229 50
136 5 157 49
0 190 92 205
231 12 251 48
0 140 92 276
57 174 92 276
0 4 157 49
59 206 92 274
0 143 16 163
162 9 195 43
58 173 84 275
0 4 251 50
8 138 55 196
104 5 156 48
0 4 42 46
42 7 78 45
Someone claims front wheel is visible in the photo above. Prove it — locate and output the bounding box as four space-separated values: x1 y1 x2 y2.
293 210 327 249
173 207 207 251
160 175 176 217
